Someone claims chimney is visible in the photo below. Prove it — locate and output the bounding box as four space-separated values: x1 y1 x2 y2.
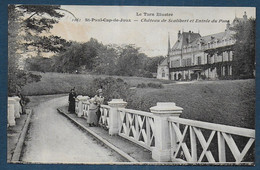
188 31 191 43
178 30 181 38
226 20 230 30
243 11 247 21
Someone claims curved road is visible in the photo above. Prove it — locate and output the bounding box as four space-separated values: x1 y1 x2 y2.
22 96 122 163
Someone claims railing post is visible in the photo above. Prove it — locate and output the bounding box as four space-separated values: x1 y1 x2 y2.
76 96 89 117
150 102 183 162
12 96 21 118
7 98 16 126
108 99 127 136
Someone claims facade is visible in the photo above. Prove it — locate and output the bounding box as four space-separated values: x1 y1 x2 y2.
157 12 248 81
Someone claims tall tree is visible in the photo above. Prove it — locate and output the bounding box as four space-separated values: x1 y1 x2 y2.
51 39 100 73
232 18 256 79
116 45 147 76
8 5 71 95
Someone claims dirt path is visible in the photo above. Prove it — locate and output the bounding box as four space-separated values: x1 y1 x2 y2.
21 96 123 163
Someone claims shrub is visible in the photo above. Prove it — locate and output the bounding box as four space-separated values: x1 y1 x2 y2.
137 83 147 88
137 82 163 89
86 77 131 104
147 82 163 88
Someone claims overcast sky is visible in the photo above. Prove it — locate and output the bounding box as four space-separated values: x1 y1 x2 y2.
50 6 256 57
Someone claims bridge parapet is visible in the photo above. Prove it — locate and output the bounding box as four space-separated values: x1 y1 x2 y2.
8 96 22 127
75 98 255 164
168 117 255 163
117 107 155 151
108 99 127 135
75 96 90 117
150 102 183 162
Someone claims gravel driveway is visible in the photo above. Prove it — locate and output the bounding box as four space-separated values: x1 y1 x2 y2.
21 96 123 164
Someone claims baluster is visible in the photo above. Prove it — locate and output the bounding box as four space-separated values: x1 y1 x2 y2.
126 112 130 136
217 131 226 162
105 108 109 128
169 122 175 161
146 117 151 146
135 114 139 140
190 126 197 162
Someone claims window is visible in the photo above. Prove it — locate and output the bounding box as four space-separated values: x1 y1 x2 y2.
187 58 192 66
162 69 165 77
171 59 181 68
230 51 233 61
197 56 201 65
207 55 211 64
182 59 186 67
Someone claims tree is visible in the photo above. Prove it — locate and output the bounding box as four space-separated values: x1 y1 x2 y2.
232 18 256 79
93 45 118 75
116 45 147 76
51 39 101 73
25 57 53 72
144 56 165 73
8 5 71 95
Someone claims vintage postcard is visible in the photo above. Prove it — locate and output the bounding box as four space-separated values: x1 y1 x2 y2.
7 5 256 165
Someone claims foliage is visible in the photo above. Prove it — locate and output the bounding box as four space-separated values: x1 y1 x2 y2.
137 83 147 88
45 40 160 78
87 77 131 104
93 45 118 75
25 57 53 72
144 56 165 73
147 82 163 88
8 5 70 95
232 18 256 79
137 82 163 89
116 45 147 76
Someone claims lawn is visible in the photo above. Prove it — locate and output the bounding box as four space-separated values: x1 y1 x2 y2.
22 72 172 96
128 79 255 129
22 72 255 129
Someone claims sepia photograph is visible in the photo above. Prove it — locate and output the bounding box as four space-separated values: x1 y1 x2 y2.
7 5 256 165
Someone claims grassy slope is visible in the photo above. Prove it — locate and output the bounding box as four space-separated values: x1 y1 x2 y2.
129 80 255 129
22 72 255 129
22 72 171 96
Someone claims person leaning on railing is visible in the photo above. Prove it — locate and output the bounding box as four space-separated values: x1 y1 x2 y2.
87 89 104 127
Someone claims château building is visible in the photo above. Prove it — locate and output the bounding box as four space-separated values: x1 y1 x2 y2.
157 12 248 80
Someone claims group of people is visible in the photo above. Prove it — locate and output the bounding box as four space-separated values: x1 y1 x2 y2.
68 87 104 127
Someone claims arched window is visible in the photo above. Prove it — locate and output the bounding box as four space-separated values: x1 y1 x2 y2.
162 69 165 77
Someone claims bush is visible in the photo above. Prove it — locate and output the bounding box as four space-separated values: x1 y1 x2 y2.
147 82 163 88
137 82 163 89
137 83 147 88
86 77 131 104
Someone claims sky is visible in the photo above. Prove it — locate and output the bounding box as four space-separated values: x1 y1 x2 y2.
50 6 256 57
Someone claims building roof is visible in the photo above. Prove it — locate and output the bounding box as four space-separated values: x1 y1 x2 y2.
190 29 235 46
159 58 168 66
171 31 201 50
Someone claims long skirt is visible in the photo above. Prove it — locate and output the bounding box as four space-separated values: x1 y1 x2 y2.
87 108 98 126
68 100 75 113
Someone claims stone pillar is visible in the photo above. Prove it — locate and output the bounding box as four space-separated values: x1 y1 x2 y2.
12 96 21 118
8 98 16 126
150 102 183 162
80 96 90 117
76 95 83 117
76 96 90 117
107 99 127 136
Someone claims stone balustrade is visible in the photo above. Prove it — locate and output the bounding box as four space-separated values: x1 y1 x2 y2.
8 96 22 127
75 95 90 117
75 98 255 163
